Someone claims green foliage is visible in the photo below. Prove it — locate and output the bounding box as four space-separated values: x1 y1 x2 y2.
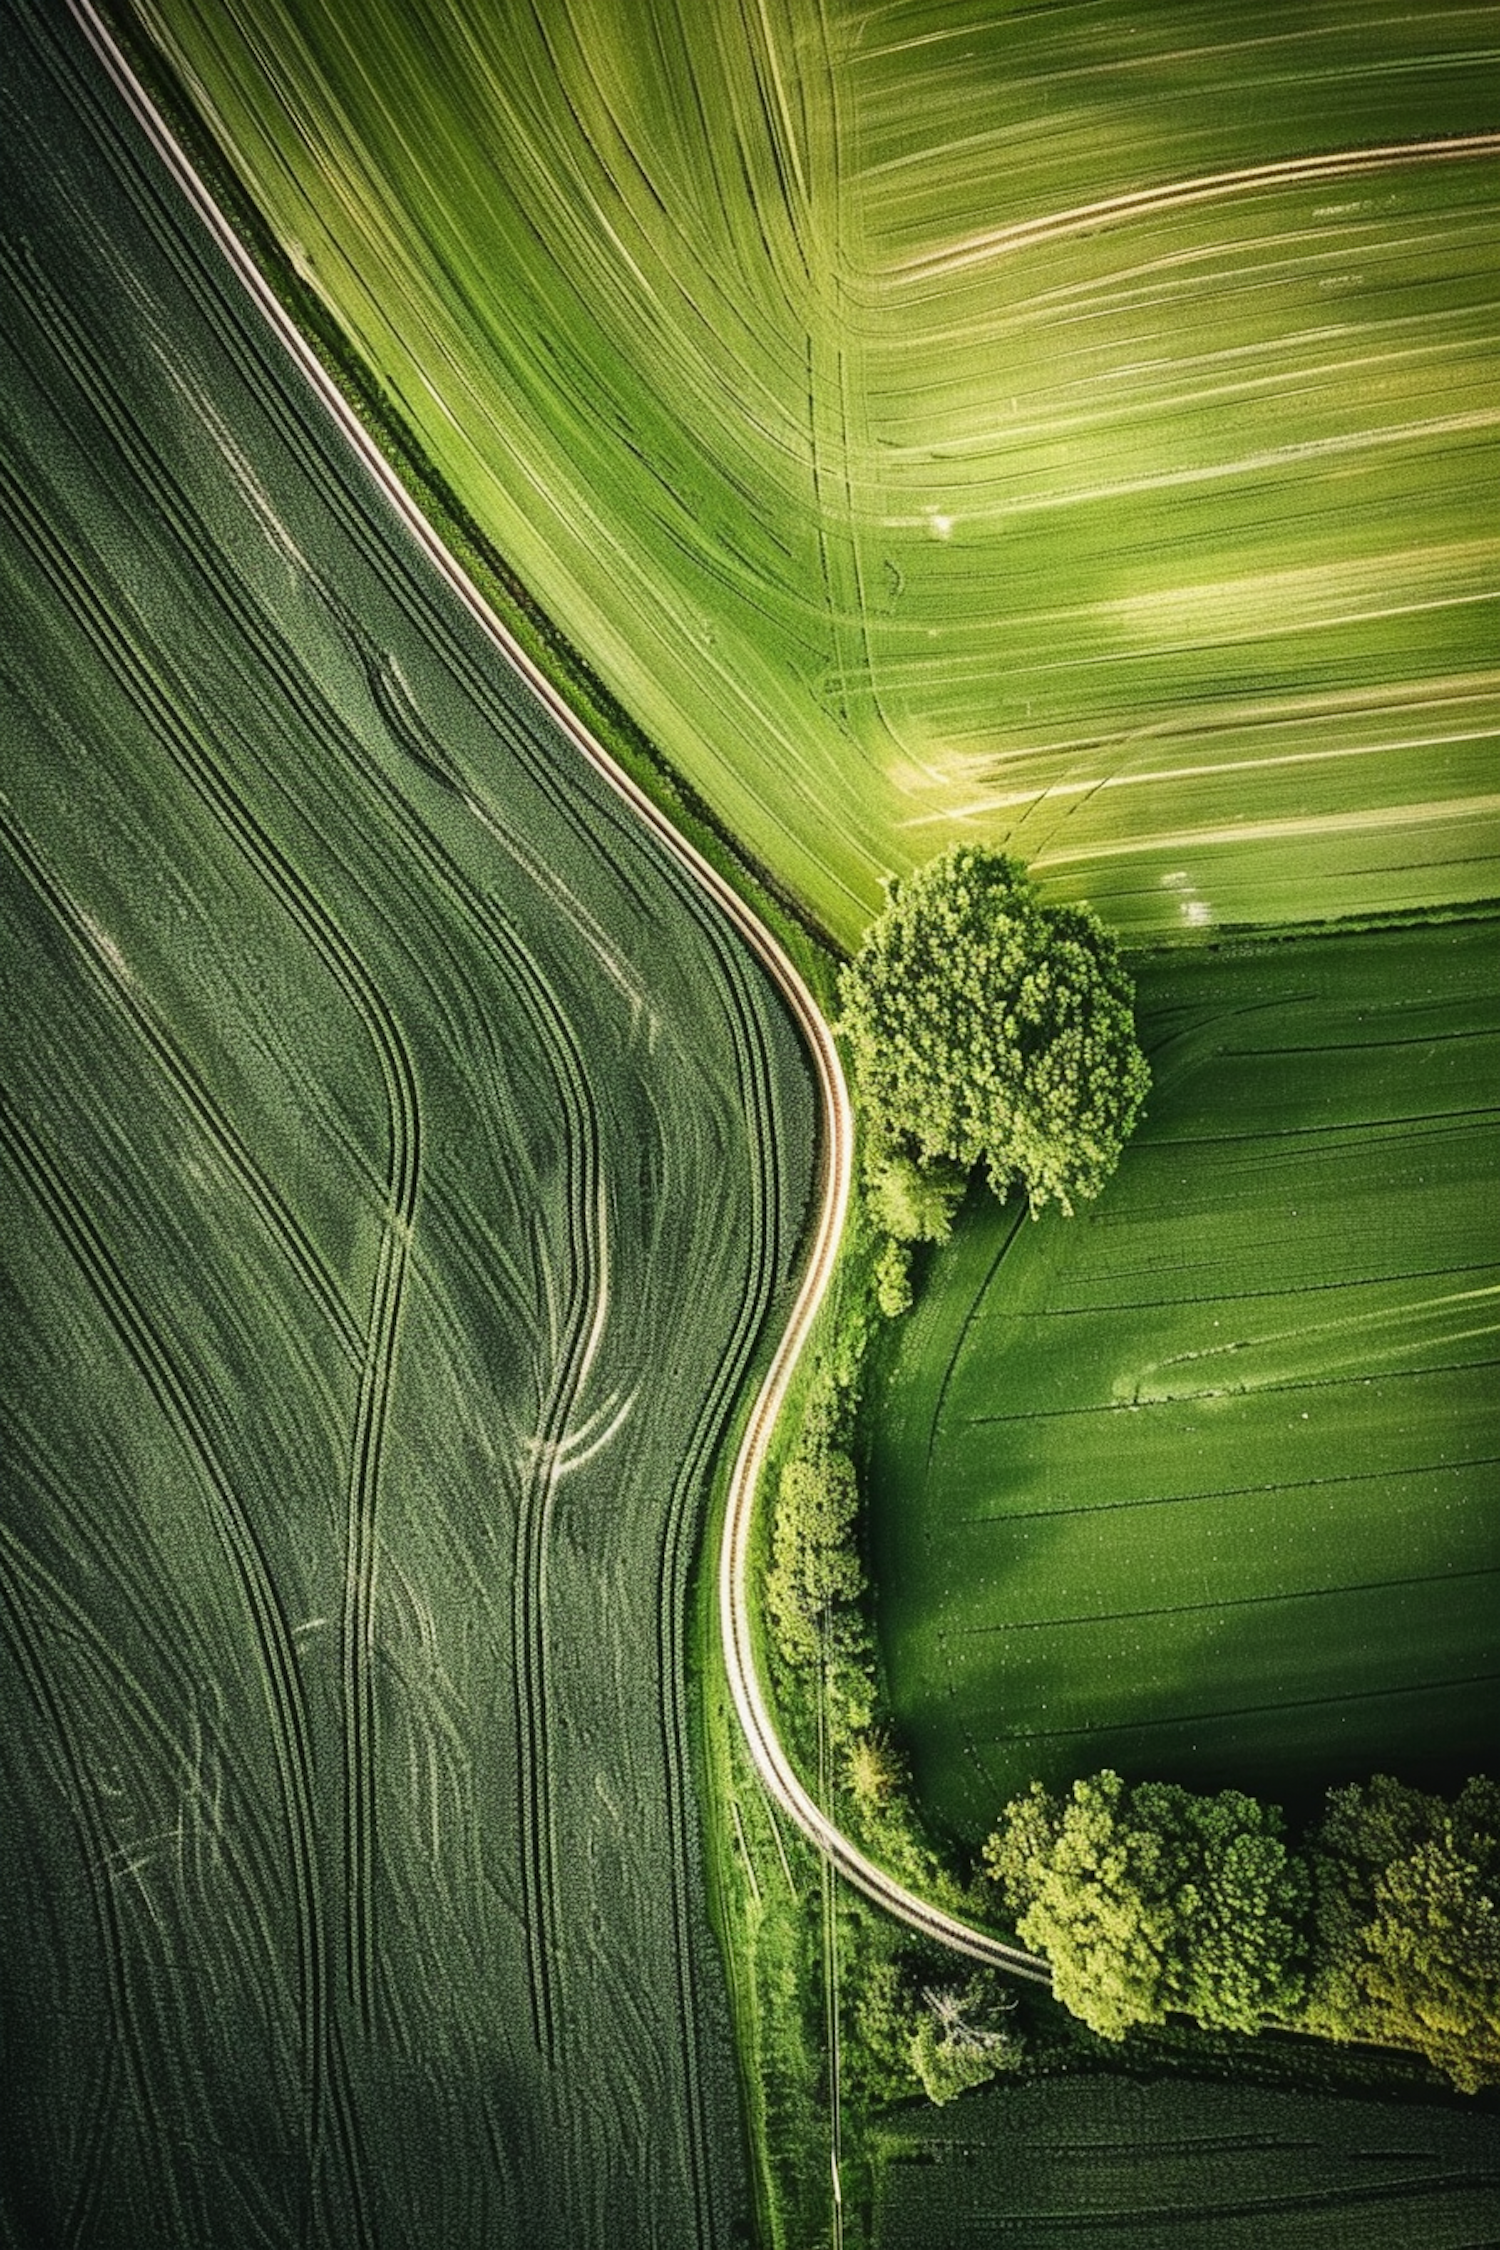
989 1767 1500 2087
766 1445 863 1668
1307 1775 1500 2090
866 1151 966 1245
847 1950 1024 2111
839 848 1149 1217
908 1977 1025 2105
872 1237 913 1319
847 1729 906 1818
986 1772 1306 2040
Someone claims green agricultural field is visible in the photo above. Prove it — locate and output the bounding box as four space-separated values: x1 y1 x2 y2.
128 0 1500 944
865 918 1500 1846
871 2076 1500 2248
0 4 814 2242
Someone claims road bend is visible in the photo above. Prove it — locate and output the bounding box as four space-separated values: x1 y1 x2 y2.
66 0 1051 1990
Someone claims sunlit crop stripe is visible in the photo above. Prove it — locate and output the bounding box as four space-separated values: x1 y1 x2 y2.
1030 793 1500 869
900 725 1500 826
883 134 1500 281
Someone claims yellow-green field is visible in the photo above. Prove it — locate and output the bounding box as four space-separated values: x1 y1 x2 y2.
865 918 1500 1844
131 0 1500 943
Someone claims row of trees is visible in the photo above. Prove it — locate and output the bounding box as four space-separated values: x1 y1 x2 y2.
760 847 1152 2104
986 1769 1500 2090
763 1294 1026 2106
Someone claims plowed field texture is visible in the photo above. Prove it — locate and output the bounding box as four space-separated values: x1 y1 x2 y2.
870 2076 1500 2249
130 0 1500 946
0 4 814 2243
866 917 1500 1846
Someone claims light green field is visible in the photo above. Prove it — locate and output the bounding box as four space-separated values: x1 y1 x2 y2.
0 5 814 2240
132 0 1500 943
865 918 1500 1846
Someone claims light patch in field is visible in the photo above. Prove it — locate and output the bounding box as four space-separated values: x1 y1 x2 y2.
77 909 131 985
1032 791 1500 868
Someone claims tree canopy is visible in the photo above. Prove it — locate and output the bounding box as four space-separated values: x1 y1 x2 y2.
1306 1774 1500 2091
984 1771 1307 2040
839 848 1149 1216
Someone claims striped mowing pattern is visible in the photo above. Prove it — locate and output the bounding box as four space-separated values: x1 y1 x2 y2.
134 0 1500 943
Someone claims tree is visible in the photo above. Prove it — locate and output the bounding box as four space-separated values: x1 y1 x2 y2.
1307 1774 1500 2090
985 1774 1176 2037
866 1150 966 1244
839 848 1149 1217
909 1977 1023 2103
984 1771 1306 2040
764 1446 863 1668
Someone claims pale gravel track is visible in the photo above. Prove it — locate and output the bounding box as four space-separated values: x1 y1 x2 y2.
66 0 1050 1990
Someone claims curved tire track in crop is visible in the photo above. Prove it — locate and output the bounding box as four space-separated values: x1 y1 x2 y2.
0 202 421 2066
0 790 362 1388
0 417 418 2130
0 1089 371 2241
63 0 1050 2015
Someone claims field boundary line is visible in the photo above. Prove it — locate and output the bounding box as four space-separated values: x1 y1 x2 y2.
887 133 1500 283
67 0 1049 1987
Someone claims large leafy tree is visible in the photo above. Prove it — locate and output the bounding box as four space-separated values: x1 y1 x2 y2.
985 1771 1307 2039
839 848 1149 1217
1306 1774 1500 2090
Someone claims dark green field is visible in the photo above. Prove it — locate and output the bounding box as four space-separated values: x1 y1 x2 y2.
0 4 813 2242
870 2076 1500 2248
867 919 1499 1846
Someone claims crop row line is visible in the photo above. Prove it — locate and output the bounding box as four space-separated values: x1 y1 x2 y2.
0 1081 369 2243
885 133 1500 283
0 784 362 1391
64 0 1051 2045
0 434 392 2243
8 179 425 2073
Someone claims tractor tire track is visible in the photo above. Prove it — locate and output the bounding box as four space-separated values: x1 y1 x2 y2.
0 373 418 2075
0 1530 191 2248
0 1088 343 2241
22 157 594 2098
0 459 405 2246
0 786 362 1383
63 0 1050 2147
338 639 607 2081
886 132 1500 285
4 90 422 2067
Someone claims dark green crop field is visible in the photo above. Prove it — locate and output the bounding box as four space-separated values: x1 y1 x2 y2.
871 2075 1500 2248
866 919 1500 1846
130 0 1500 944
0 4 814 2243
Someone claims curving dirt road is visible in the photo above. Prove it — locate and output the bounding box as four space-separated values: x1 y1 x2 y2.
66 0 1049 1990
